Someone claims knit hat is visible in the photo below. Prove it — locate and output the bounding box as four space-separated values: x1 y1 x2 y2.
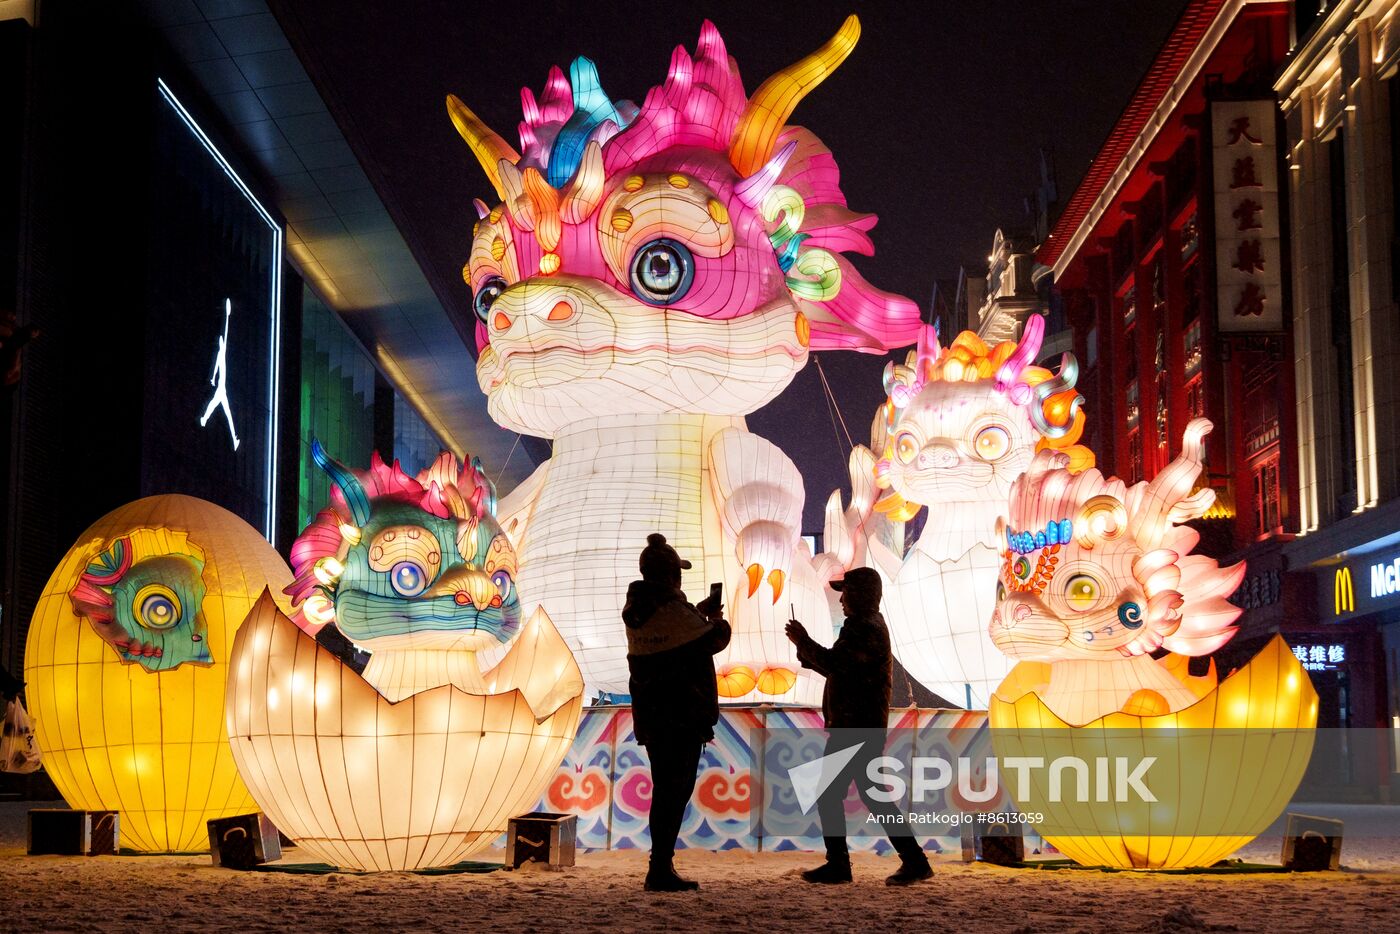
639 533 692 580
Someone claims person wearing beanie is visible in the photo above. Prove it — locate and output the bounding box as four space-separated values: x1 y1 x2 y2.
785 567 933 886
623 533 730 893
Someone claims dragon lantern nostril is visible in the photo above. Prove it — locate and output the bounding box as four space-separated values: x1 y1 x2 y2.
1013 603 1031 622
454 592 471 606
547 300 574 322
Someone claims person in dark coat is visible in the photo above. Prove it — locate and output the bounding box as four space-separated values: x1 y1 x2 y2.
785 567 932 886
623 533 730 892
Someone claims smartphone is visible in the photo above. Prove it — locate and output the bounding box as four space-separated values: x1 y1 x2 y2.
709 582 724 606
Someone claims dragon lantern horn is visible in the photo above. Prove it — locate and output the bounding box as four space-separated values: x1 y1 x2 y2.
311 439 372 527
446 94 522 202
912 322 940 388
995 313 1045 392
1127 417 1214 551
728 15 861 177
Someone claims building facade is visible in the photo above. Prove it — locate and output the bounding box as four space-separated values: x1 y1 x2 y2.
0 1 520 676
1278 0 1400 781
1040 1 1304 692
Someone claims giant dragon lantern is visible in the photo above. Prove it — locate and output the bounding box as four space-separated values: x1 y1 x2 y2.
225 444 583 871
988 419 1318 869
820 314 1091 707
448 16 921 702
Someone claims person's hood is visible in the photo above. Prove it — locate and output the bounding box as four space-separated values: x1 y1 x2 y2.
623 580 713 657
622 579 685 628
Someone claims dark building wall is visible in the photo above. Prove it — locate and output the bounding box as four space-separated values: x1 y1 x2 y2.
2 2 155 672
1 1 301 672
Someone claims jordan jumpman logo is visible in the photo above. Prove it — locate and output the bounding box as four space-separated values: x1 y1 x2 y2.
199 299 240 450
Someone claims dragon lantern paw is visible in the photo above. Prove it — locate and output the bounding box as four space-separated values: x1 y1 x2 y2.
744 564 787 602
736 521 794 603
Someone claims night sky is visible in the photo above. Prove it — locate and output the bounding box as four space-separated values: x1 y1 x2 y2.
272 0 1188 529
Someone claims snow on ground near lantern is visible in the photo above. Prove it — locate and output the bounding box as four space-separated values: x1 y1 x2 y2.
4 802 1400 933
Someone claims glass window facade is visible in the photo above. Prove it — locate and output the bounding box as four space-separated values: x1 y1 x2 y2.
394 392 445 478
297 288 377 530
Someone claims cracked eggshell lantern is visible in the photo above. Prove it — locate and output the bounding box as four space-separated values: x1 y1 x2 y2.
23 495 289 852
987 420 1317 869
226 444 583 871
448 16 924 703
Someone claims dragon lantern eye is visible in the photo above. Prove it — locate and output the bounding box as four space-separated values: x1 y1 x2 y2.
135 587 181 631
1065 574 1102 610
895 433 918 464
973 425 1011 461
472 276 507 323
390 561 429 597
629 239 694 305
491 569 513 604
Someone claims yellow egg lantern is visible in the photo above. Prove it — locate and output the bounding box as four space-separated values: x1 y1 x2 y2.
223 446 584 871
24 495 291 852
987 420 1318 869
991 636 1318 869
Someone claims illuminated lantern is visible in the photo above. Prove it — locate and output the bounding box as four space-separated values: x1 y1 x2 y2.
24 495 289 852
226 445 584 870
820 315 1092 707
448 16 923 702
987 419 1318 869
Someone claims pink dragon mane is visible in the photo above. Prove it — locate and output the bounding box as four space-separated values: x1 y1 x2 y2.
449 16 921 353
1004 419 1244 657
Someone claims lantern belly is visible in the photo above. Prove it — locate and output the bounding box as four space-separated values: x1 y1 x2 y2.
883 544 1011 709
515 417 715 696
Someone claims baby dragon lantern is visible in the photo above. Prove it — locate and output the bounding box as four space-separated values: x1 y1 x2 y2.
987 419 1317 869
449 16 922 701
225 443 583 871
820 314 1091 708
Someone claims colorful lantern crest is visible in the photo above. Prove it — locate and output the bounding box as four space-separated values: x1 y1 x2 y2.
449 16 922 700
988 419 1318 869
227 445 584 871
820 314 1090 707
24 495 289 852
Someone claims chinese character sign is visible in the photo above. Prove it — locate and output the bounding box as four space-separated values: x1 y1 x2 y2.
1212 100 1283 332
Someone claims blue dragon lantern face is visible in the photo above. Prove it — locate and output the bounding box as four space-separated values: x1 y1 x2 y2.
68 533 211 672
284 442 520 654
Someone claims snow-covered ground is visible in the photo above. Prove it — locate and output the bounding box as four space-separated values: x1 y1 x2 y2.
3 801 1399 932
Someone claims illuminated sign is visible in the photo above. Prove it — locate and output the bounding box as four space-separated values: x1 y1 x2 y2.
1335 566 1355 614
1211 100 1283 332
199 299 240 450
153 79 282 545
1291 643 1345 672
1371 556 1400 599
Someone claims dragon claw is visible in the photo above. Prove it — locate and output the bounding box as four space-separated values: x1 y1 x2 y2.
746 563 762 597
768 568 785 603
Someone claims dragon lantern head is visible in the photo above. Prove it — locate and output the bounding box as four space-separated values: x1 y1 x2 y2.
283 442 519 654
989 418 1243 663
872 314 1093 524
450 16 922 437
69 531 211 672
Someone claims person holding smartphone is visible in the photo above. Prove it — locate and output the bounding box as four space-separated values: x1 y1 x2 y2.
785 567 933 886
623 533 730 892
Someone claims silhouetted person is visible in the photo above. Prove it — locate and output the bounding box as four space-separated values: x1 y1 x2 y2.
786 567 932 886
624 533 730 892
